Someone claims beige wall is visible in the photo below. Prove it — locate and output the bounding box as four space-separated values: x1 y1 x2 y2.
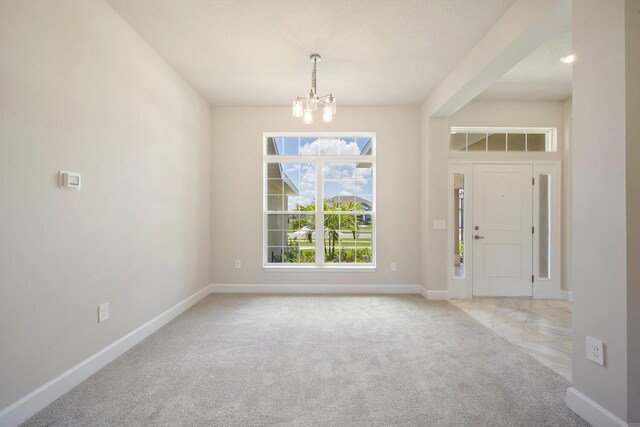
0 0 212 410
561 98 572 293
449 100 564 133
210 106 420 286
625 1 640 421
421 116 449 292
422 100 566 292
419 112 431 291
571 0 639 421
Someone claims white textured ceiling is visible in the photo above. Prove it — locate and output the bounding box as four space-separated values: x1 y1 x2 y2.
106 0 516 106
476 28 573 101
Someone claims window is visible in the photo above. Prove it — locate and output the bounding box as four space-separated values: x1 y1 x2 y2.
538 173 551 279
452 173 465 279
450 127 557 152
264 134 375 268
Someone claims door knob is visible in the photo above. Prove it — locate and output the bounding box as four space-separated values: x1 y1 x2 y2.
474 235 485 240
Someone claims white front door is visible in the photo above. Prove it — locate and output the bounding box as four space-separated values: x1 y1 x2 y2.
472 164 533 297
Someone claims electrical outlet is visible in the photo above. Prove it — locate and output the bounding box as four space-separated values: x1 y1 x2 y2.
390 262 397 272
586 336 604 366
98 303 109 323
235 259 242 269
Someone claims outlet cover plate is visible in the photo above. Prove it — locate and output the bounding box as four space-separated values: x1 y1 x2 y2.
98 303 109 323
586 336 604 366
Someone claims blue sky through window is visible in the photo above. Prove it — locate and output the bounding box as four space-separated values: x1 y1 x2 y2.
272 136 372 156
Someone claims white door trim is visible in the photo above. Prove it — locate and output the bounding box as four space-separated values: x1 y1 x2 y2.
447 160 562 299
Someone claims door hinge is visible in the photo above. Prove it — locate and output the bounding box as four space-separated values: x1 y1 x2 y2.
532 177 535 185
532 275 535 283
532 226 535 234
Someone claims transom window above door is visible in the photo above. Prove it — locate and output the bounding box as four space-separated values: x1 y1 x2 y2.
263 134 375 269
450 127 557 152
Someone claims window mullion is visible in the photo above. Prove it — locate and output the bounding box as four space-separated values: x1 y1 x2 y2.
316 159 323 266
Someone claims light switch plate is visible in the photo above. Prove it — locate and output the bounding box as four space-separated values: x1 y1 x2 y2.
433 220 446 230
586 336 604 366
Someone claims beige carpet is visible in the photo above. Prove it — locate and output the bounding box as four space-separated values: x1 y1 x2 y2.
25 294 588 426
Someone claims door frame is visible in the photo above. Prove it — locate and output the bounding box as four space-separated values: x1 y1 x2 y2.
447 160 562 299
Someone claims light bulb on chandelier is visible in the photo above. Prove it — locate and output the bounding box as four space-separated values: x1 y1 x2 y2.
292 97 303 118
292 54 336 124
322 104 333 123
303 108 314 124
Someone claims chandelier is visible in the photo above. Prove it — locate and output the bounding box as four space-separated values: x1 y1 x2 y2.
292 54 336 124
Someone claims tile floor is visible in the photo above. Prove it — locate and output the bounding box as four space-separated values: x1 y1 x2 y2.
450 298 572 380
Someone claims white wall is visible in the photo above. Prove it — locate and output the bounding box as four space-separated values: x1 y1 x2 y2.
0 0 211 411
571 0 638 422
422 100 566 292
210 106 420 287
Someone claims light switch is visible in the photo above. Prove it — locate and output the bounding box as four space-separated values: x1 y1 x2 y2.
433 220 446 230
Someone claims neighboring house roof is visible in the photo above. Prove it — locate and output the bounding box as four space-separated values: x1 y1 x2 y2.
267 137 298 194
357 137 372 168
359 137 373 155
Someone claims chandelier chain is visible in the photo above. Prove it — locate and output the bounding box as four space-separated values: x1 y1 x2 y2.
311 57 317 96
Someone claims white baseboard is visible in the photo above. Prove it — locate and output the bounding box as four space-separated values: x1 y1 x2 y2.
210 284 422 294
0 285 211 427
562 290 574 302
566 387 630 427
421 289 449 300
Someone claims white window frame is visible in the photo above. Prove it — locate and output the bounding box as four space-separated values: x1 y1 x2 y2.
263 132 376 271
450 127 558 152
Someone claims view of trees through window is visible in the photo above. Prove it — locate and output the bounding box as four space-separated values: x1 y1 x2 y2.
264 135 375 266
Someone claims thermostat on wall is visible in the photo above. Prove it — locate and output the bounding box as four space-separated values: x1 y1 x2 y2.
58 171 81 190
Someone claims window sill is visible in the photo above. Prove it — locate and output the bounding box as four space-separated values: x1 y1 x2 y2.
263 265 376 272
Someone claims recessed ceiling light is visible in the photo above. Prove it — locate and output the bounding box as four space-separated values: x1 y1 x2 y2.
560 54 575 64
